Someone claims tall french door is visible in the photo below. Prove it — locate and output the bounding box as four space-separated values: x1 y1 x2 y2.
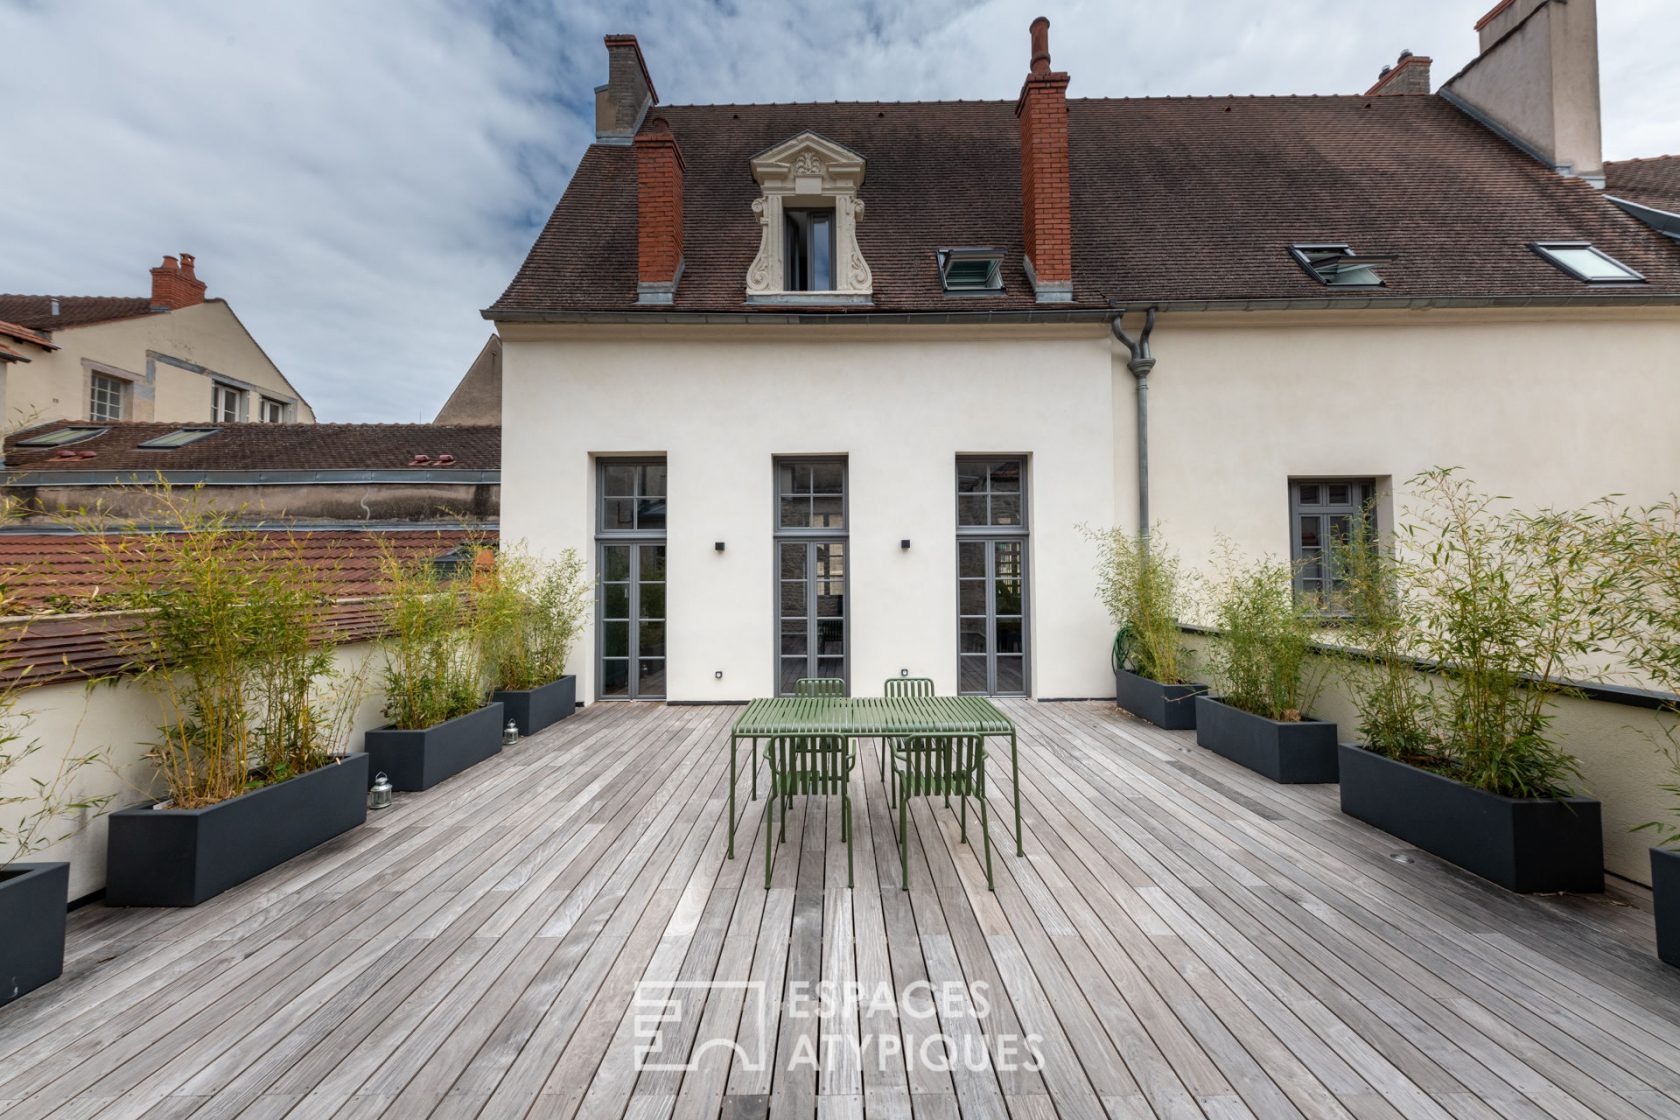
774 458 847 695
956 458 1028 696
597 458 666 700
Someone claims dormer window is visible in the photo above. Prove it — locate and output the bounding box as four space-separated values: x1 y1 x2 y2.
746 132 872 304
1290 244 1391 287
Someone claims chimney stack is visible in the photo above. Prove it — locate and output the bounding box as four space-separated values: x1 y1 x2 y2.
1367 50 1432 95
596 35 658 145
1443 0 1603 183
1014 17 1073 303
149 252 207 311
635 116 685 303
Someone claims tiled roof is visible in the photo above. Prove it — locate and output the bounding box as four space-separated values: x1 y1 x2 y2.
0 319 57 350
1607 156 1680 215
0 295 158 331
0 528 495 686
3 421 500 474
491 96 1680 316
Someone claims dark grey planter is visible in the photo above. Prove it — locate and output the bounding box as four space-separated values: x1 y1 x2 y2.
1339 743 1603 894
1194 696 1338 783
364 702 503 792
1 862 69 1007
492 675 576 736
1652 848 1680 967
106 753 369 908
1114 667 1206 730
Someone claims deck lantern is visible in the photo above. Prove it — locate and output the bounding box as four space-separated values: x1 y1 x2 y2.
503 719 520 747
368 773 393 811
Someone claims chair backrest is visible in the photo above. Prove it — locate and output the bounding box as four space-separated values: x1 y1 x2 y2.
794 677 846 698
766 735 854 789
895 735 983 793
883 676 935 699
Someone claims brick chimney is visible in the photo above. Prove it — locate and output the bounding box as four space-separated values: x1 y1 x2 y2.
635 116 685 304
1015 17 1073 303
596 35 657 145
1367 50 1433 95
1442 0 1602 183
149 252 207 311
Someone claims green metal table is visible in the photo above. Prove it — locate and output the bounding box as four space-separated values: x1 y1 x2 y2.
727 695 1021 858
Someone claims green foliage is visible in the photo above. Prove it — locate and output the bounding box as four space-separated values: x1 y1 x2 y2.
1332 509 1434 761
1084 526 1192 685
477 547 591 693
1206 547 1324 721
377 547 486 730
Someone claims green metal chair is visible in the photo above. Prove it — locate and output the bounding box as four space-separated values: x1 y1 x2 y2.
794 677 846 698
890 735 992 891
879 677 936 801
764 735 855 888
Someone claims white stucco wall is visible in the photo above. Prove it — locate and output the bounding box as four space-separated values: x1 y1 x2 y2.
498 323 1120 702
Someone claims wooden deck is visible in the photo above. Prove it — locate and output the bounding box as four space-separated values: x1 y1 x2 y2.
4 700 1680 1119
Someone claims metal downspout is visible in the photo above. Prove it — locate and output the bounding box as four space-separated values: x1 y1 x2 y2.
1111 307 1158 539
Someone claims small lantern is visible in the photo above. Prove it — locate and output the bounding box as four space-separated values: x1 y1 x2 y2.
503 719 520 747
369 772 393 811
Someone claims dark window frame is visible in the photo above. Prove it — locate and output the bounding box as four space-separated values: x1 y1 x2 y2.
1289 477 1378 613
955 457 1030 696
773 456 849 695
783 207 837 292
595 456 669 701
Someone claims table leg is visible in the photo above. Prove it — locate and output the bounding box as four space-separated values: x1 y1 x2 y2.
729 732 737 859
1012 728 1022 856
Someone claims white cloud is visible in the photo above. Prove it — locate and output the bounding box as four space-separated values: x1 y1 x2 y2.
2 0 1674 420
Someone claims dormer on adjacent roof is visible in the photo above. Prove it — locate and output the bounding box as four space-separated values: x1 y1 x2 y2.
745 132 872 305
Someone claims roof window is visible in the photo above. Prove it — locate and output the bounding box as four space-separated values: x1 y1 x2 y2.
1290 244 1390 287
14 426 107 448
1531 242 1644 283
137 428 220 449
938 248 1005 293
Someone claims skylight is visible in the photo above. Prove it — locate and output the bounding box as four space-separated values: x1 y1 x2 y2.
1290 244 1391 287
937 248 1004 293
1532 242 1644 283
137 428 220 449
13 426 107 448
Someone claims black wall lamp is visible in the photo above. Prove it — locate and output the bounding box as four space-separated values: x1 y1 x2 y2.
900 539 911 550
715 541 726 553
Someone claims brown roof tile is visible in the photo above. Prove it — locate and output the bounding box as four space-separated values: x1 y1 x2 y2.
0 319 57 350
490 96 1680 316
3 421 500 474
1607 156 1680 215
0 295 158 331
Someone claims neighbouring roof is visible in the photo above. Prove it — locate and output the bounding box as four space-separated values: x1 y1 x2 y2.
1606 156 1680 216
491 96 1680 317
3 421 500 477
0 295 159 331
0 319 57 350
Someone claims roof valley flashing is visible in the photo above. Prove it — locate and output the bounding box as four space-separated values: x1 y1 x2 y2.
488 2 1680 321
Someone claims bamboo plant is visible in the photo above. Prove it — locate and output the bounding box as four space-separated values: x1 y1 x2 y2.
1205 548 1325 721
1085 526 1193 685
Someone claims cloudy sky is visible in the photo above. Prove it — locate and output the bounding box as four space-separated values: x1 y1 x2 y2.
3 0 1676 421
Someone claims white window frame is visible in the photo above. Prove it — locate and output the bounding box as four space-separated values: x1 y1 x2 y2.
259 397 287 423
211 382 246 422
89 372 126 422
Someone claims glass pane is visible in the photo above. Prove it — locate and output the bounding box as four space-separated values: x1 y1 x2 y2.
603 464 637 497
781 618 807 640
959 581 986 616
816 619 844 654
960 622 987 654
780 543 806 579
994 541 1022 578
958 542 985 578
1299 515 1321 550
811 495 844 529
603 583 630 620
990 494 1021 527
995 579 1023 616
639 545 666 582
781 631 808 656
601 659 630 697
816 542 845 577
1327 483 1351 506
780 659 806 696
602 621 630 658
995 657 1024 694
601 498 635 532
811 462 844 494
810 213 833 290
957 495 987 527
816 590 844 618
989 461 1021 493
601 545 631 582
781 580 806 615
638 623 665 658
1298 483 1320 507
960 657 987 694
641 462 667 498
638 660 666 697
1328 514 1353 546
779 498 810 529
637 497 667 532
816 657 844 681
638 583 665 621
956 463 987 495
996 618 1024 654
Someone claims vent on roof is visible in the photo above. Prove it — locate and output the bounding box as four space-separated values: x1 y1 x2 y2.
14 426 107 448
937 248 1005 293
1531 242 1644 283
137 428 220 450
1290 244 1391 287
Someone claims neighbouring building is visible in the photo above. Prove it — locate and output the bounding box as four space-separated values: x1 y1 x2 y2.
1606 155 1680 241
0 253 314 431
488 0 1680 706
435 335 502 424
2 420 498 524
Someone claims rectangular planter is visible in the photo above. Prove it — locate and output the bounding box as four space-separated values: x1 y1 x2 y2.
1 862 69 1008
1652 848 1680 968
106 753 369 908
1194 696 1339 783
1339 743 1603 894
364 702 504 792
1114 667 1206 731
492 675 576 736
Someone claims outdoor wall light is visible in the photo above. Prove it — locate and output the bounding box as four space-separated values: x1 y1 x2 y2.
900 539 911 550
900 668 910 677
715 670 724 680
715 541 726 552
